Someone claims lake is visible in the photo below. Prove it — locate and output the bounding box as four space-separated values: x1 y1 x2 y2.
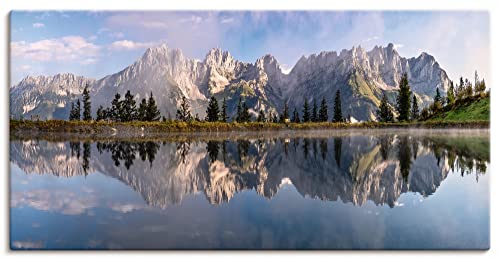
9 129 490 249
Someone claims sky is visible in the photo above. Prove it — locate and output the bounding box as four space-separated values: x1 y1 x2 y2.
10 11 490 85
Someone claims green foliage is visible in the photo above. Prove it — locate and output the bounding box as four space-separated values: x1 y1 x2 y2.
96 105 106 121
426 95 489 122
396 73 412 122
82 85 92 121
146 92 161 121
220 98 228 122
291 108 300 123
280 101 289 123
318 97 328 122
137 98 148 121
333 90 342 122
311 99 318 122
447 80 455 105
377 93 393 122
69 99 81 121
205 96 220 122
236 97 251 122
121 90 137 122
411 95 419 120
111 93 122 121
176 95 192 122
302 98 310 122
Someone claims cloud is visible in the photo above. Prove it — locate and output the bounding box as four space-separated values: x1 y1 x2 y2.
220 17 235 24
393 43 404 50
12 240 43 249
363 36 379 42
109 40 158 51
11 189 97 215
32 23 45 28
11 36 100 64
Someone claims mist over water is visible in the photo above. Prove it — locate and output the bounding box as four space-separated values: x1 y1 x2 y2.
9 130 489 249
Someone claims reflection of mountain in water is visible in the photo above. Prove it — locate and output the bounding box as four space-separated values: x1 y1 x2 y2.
10 134 488 208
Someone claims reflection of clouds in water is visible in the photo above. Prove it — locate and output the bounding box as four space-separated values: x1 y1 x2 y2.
11 189 97 215
12 240 43 249
11 188 145 215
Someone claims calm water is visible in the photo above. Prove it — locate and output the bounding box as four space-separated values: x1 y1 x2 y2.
9 130 489 249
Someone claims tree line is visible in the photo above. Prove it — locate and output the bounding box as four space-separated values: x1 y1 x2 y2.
177 89 345 123
69 86 162 122
377 70 488 122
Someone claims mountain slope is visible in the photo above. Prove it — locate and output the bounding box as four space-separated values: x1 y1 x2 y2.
10 43 450 121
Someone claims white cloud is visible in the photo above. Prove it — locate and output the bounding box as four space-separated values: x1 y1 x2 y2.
11 36 101 64
393 43 404 50
109 40 157 51
12 241 43 249
32 23 45 28
220 17 235 24
110 32 125 38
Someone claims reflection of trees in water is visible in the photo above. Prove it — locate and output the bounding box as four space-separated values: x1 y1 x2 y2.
70 142 80 159
82 142 90 175
176 141 191 164
398 136 413 182
206 141 219 164
94 141 160 169
320 139 328 161
334 137 342 168
379 135 393 161
302 138 310 159
237 140 250 160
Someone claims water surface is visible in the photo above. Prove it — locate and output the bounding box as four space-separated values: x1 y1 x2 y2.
9 130 490 249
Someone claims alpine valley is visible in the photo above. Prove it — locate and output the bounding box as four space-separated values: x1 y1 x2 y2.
10 43 450 121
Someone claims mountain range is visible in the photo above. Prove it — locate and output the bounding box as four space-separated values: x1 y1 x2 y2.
10 43 450 121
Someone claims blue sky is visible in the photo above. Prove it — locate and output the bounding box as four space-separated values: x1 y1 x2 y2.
10 11 490 85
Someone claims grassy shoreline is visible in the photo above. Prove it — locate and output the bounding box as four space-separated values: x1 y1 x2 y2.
10 119 489 135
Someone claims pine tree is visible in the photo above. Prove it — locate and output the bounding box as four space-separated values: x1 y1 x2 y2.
280 101 289 123
111 93 122 121
220 98 228 122
121 90 137 122
465 79 473 97
396 73 411 122
205 96 220 122
292 108 300 123
137 98 148 121
82 85 92 121
236 97 243 123
74 99 81 121
411 95 419 121
69 102 76 121
176 95 192 122
302 98 310 122
456 77 465 99
434 88 442 105
333 90 342 122
257 110 266 122
377 93 393 122
318 97 328 122
240 101 251 122
311 99 318 122
474 70 480 94
447 80 455 105
146 92 161 121
96 105 105 121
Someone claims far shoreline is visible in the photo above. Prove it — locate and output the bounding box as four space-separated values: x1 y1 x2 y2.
9 120 489 141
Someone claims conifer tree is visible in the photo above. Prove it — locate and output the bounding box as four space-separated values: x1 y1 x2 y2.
280 101 289 123
176 95 192 121
465 79 473 97
302 98 310 122
456 77 465 99
311 99 318 122
377 93 393 122
220 98 228 122
411 95 419 121
96 105 105 121
74 99 81 121
447 80 455 105
434 88 442 105
111 93 122 121
292 108 300 123
240 101 251 122
318 97 328 122
121 90 137 121
69 102 76 121
146 92 161 121
137 98 148 121
82 85 92 121
333 90 343 122
396 73 411 122
205 96 220 122
236 97 243 123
